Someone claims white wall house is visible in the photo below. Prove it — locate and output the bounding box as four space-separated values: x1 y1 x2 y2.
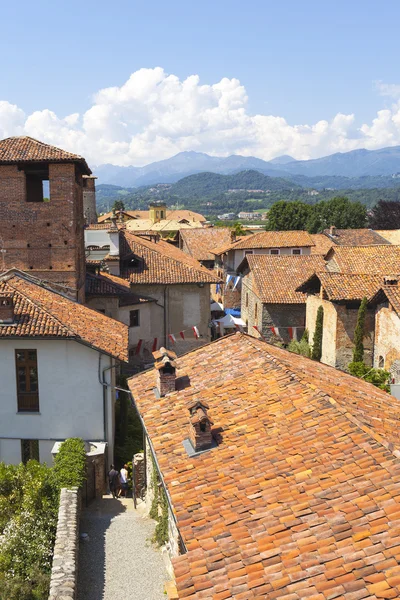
0 270 128 466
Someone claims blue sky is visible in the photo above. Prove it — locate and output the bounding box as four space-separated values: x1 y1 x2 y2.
2 0 400 165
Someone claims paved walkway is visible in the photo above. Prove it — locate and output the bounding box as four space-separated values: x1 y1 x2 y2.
77 495 169 600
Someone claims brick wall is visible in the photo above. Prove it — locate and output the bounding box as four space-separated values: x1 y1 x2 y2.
0 163 85 301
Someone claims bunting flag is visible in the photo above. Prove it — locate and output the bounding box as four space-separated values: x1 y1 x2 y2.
288 327 293 340
235 323 244 332
135 339 143 355
168 333 176 344
225 274 233 291
152 338 158 352
192 326 200 339
269 326 280 337
216 283 221 294
232 276 241 291
179 331 185 340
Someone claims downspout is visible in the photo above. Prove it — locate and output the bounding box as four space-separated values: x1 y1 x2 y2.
98 355 133 442
164 285 168 348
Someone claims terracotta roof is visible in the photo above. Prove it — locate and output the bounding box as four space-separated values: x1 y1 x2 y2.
85 223 125 231
119 231 221 285
370 284 400 316
298 272 383 301
212 231 315 254
126 219 203 232
86 272 130 295
375 229 400 244
98 209 206 224
180 228 233 261
0 136 91 174
245 255 326 303
129 333 400 600
0 270 128 361
310 233 335 256
323 228 389 246
326 245 400 274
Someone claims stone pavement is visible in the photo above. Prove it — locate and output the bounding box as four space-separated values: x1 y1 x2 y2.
77 495 169 600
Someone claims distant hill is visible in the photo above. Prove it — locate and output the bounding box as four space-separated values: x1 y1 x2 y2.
94 146 400 187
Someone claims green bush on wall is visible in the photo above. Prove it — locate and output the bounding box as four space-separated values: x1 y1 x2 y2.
54 438 87 489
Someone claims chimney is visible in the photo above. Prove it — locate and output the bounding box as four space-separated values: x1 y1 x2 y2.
230 230 236 243
329 225 336 236
82 175 97 225
0 294 14 324
153 347 177 396
188 399 213 452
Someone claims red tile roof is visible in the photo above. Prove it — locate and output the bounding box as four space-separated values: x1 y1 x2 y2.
310 233 334 256
323 228 390 246
245 255 326 303
370 284 400 316
0 270 128 361
212 231 315 254
326 245 400 274
120 231 221 284
129 333 400 599
0 136 91 174
98 209 206 224
180 228 233 261
298 272 383 301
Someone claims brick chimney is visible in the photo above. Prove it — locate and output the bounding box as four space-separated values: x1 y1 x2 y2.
0 294 14 324
188 399 213 452
329 225 336 236
153 347 177 396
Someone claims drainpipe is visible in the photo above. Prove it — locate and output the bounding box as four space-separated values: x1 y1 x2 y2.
164 286 168 348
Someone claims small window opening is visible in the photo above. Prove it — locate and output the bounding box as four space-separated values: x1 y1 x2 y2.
270 249 280 255
379 356 385 369
200 422 207 432
292 248 301 255
21 439 39 463
246 293 249 308
129 309 140 327
24 165 50 203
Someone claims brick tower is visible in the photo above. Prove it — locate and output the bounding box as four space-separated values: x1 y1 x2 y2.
0 136 90 302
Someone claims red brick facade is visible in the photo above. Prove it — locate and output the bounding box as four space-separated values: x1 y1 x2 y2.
0 162 86 301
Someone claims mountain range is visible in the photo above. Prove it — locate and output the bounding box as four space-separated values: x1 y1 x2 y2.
94 146 400 187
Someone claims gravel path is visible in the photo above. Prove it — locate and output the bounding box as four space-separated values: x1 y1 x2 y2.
77 496 169 600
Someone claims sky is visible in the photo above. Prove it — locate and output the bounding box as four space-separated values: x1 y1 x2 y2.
2 0 400 166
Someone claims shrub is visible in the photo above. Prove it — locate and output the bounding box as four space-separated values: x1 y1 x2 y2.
353 297 368 363
348 361 390 392
53 438 86 489
311 306 324 361
288 338 311 358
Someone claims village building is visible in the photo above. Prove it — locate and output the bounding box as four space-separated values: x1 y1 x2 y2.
310 233 335 256
0 136 91 302
325 244 400 273
322 226 390 246
178 227 233 269
211 230 315 310
85 225 220 360
239 254 325 342
0 269 128 466
370 281 400 381
298 272 381 369
128 332 400 600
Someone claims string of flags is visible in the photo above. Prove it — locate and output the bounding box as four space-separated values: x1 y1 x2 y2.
135 325 201 355
225 274 241 292
253 325 306 340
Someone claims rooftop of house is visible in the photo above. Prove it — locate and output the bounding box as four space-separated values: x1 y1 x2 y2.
126 218 203 232
98 209 206 224
370 283 400 316
297 272 384 301
241 254 326 303
323 228 390 246
310 233 335 256
375 229 400 245
86 271 154 307
325 244 400 274
211 230 315 255
119 231 221 285
180 228 234 261
0 270 128 361
129 333 400 599
0 136 91 175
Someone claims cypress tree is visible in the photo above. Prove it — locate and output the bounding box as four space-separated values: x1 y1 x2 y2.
311 306 324 361
353 296 368 363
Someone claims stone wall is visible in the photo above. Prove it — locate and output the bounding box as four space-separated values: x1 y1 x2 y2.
374 304 400 378
48 487 80 600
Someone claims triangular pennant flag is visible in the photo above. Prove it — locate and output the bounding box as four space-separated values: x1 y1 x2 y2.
179 331 185 340
135 339 143 355
270 326 276 336
288 327 293 340
168 333 176 344
232 276 241 291
152 338 158 352
192 326 200 339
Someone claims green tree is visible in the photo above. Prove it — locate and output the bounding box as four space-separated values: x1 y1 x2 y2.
232 221 246 236
112 199 126 212
353 297 368 363
311 306 324 361
348 362 390 392
308 196 367 233
369 199 400 230
266 200 312 231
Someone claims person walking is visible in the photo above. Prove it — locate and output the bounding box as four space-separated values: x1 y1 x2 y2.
108 464 119 498
119 464 129 498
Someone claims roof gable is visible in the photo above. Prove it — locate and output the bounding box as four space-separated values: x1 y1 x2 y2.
298 272 383 301
180 227 233 261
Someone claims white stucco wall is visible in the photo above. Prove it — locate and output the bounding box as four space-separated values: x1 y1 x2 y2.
232 247 311 270
0 339 115 465
85 229 111 248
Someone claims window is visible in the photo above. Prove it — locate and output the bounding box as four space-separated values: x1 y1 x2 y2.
379 356 385 369
292 248 301 255
15 350 39 412
270 249 280 255
244 250 254 256
255 303 258 320
21 439 39 463
156 211 159 218
246 293 249 308
23 165 50 203
160 211 165 219
129 309 140 327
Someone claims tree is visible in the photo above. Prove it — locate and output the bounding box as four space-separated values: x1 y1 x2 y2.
112 199 126 212
311 306 324 361
266 201 312 231
348 362 390 392
369 200 400 230
307 197 367 233
353 297 368 363
232 221 246 236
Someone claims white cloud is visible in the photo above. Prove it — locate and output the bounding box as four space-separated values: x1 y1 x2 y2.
1 69 400 167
